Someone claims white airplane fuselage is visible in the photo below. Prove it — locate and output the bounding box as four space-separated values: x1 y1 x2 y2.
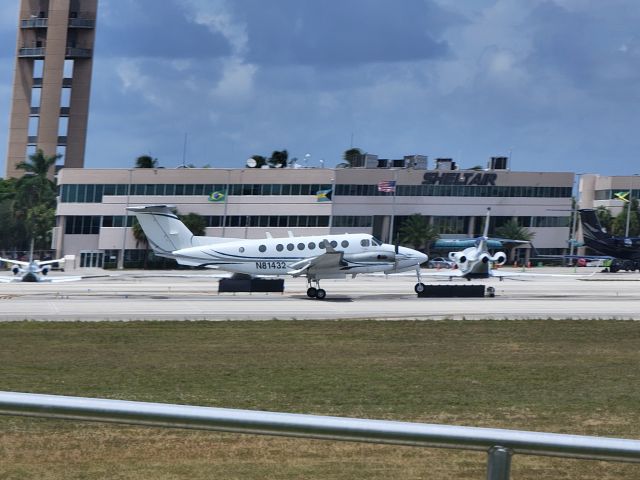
172 233 424 278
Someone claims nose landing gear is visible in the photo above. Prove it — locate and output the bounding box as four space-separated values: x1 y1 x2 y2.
414 266 426 294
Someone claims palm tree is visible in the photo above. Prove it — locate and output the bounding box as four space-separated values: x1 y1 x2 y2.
595 205 613 232
15 148 60 178
494 219 535 262
13 150 59 250
268 150 288 168
131 218 149 269
611 198 640 236
135 155 158 168
179 213 206 236
343 148 364 168
398 214 439 255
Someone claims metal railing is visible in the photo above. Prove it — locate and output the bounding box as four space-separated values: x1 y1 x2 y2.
1 391 639 480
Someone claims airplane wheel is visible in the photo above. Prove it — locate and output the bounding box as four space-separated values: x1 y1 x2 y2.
486 286 496 298
414 283 425 293
316 288 326 300
306 287 317 298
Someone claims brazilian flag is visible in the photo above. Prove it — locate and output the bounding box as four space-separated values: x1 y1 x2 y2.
208 191 226 202
316 188 332 202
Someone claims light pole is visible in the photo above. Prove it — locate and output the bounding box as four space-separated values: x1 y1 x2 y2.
118 168 133 269
568 173 585 260
624 174 639 237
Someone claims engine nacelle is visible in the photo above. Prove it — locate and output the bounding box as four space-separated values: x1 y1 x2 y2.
450 252 466 264
343 251 395 263
479 254 490 264
11 266 19 275
490 252 507 266
41 266 50 275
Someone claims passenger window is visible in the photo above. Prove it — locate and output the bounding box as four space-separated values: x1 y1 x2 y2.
341 240 349 248
239 247 245 253
276 244 284 252
319 241 325 249
297 243 305 250
308 242 316 249
330 240 338 248
287 243 294 251
360 239 370 247
258 245 266 252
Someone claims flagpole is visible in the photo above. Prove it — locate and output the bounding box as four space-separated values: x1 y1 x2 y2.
625 174 638 237
328 175 336 232
388 169 398 243
222 171 229 237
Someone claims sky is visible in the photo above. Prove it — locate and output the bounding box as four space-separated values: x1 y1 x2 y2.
0 0 639 174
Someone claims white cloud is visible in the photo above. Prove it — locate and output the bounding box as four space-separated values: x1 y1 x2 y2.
210 58 257 101
115 59 170 109
181 0 248 57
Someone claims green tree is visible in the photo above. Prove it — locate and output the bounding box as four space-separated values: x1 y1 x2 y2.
611 199 640 236
343 148 364 167
135 155 158 168
248 155 267 168
15 148 60 177
595 206 613 233
131 218 149 269
25 204 56 250
494 219 535 262
268 150 288 168
12 149 59 250
179 212 206 236
398 214 439 254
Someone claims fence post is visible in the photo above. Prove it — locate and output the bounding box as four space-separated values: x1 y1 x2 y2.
487 446 512 480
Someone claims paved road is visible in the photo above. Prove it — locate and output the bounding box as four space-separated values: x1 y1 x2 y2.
0 267 638 321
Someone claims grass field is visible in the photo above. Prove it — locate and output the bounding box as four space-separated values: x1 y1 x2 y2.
0 320 639 479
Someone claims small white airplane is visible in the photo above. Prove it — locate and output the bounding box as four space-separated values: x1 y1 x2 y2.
0 243 76 283
423 208 592 281
127 205 428 299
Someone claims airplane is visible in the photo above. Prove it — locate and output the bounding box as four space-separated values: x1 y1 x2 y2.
127 205 428 299
578 208 640 272
422 208 591 281
0 248 74 283
0 241 106 283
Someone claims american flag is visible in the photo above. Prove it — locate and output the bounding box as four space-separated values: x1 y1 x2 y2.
377 180 396 193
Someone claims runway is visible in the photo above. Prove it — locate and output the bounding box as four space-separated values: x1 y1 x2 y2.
1 267 638 321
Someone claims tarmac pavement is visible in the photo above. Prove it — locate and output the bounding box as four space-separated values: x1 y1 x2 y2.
0 266 638 321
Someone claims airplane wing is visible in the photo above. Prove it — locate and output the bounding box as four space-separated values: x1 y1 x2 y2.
489 268 601 279
0 257 28 267
287 251 344 277
0 276 19 283
35 258 65 267
42 276 85 283
420 269 467 279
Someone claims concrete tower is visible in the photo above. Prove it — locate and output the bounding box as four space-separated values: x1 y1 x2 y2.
5 0 97 178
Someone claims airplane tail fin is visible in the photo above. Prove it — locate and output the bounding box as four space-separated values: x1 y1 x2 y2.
482 208 491 238
127 205 196 254
579 209 611 241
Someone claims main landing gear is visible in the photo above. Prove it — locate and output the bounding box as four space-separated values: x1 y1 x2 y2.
306 280 326 300
414 266 426 294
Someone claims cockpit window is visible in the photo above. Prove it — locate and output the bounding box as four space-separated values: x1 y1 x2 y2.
371 237 382 246
360 239 370 247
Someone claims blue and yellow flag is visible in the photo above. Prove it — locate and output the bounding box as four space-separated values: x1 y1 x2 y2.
615 191 630 203
316 188 332 202
208 191 226 202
